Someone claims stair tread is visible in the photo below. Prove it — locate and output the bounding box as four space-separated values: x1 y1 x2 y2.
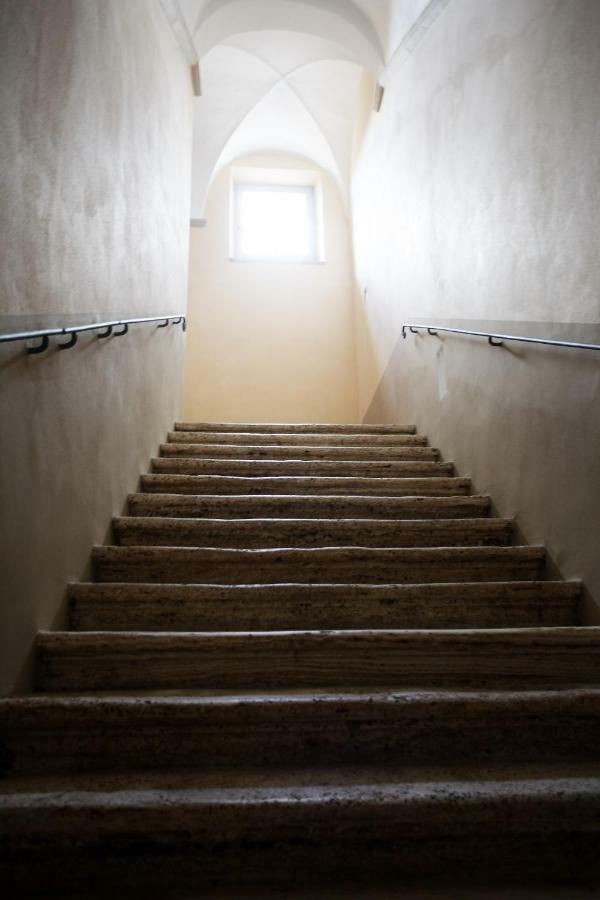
93 544 540 557
3 760 600 801
141 474 472 496
166 432 427 446
154 458 451 475
114 515 507 525
154 446 440 461
174 422 416 434
36 624 600 691
112 515 513 549
6 685 600 712
36 624 600 641
91 544 546 586
128 493 490 519
69 579 580 596
5 683 600 776
69 580 579 631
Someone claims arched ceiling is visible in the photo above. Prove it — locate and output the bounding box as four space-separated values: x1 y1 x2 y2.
181 0 434 216
188 0 384 69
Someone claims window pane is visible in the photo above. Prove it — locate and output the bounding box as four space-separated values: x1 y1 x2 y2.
236 186 315 261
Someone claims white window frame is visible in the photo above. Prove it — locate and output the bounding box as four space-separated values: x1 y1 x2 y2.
231 181 321 264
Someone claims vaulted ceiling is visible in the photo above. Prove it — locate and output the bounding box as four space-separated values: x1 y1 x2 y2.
177 0 432 215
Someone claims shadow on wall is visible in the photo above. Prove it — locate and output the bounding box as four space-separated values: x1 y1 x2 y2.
363 321 600 622
0 327 186 694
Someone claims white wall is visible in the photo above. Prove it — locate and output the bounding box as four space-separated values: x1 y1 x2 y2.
0 0 192 693
354 0 600 384
351 0 600 614
183 154 358 423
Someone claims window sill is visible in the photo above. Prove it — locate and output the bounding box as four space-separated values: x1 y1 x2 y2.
228 257 326 265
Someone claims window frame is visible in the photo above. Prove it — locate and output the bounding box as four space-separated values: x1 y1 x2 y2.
231 181 320 264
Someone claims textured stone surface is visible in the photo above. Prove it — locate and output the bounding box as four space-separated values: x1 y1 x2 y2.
153 457 448 477
2 764 600 892
3 419 590 893
112 515 513 549
128 492 491 520
34 626 600 691
174 422 417 434
141 474 472 496
2 688 600 775
68 581 580 632
166 431 428 447
155 444 440 460
91 544 545 585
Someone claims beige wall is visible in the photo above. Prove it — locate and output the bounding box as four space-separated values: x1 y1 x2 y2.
183 154 358 424
0 0 192 694
352 0 600 613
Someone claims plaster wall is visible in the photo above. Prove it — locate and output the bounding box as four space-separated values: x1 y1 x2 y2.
183 154 358 423
352 0 600 611
0 0 192 693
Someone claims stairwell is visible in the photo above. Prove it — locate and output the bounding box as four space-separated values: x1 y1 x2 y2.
2 422 600 895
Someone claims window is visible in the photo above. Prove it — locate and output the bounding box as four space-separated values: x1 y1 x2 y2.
232 183 319 263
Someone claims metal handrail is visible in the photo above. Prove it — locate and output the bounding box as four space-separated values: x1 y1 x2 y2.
0 315 186 354
402 323 600 352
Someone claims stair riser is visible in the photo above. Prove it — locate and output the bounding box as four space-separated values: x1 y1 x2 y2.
128 494 490 520
112 517 512 550
3 827 599 895
92 547 543 585
4 696 600 775
36 630 597 691
166 432 428 447
154 457 447 477
69 597 578 631
140 475 472 497
69 581 579 631
155 445 438 461
174 422 416 434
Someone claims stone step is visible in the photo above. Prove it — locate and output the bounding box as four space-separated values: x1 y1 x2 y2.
112 516 513 550
153 457 449 478
154 444 440 461
0 687 597 775
68 581 580 632
3 764 600 892
128 493 491 520
166 432 428 447
141 474 472 497
35 624 598 692
174 421 416 434
92 545 545 585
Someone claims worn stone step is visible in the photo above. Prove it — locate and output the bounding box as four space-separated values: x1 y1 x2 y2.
155 444 440 461
153 457 449 478
68 581 580 632
92 545 545 585
166 432 428 447
112 516 513 550
141 474 472 497
1 687 597 775
35 625 598 692
128 493 490 520
174 422 416 435
3 764 600 892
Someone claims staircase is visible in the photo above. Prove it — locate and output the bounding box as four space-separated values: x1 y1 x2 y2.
2 421 600 896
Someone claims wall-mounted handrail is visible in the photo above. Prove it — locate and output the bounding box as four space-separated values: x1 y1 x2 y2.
0 315 186 355
402 323 600 352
